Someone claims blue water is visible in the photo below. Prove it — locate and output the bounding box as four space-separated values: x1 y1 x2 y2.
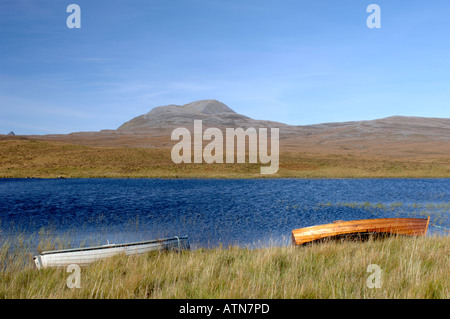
0 178 449 250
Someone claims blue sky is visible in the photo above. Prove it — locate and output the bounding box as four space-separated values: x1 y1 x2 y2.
1 0 449 135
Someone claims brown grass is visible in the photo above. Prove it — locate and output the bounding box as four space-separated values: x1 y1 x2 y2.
1 139 450 178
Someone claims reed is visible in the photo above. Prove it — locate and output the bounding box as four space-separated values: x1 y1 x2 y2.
0 234 448 299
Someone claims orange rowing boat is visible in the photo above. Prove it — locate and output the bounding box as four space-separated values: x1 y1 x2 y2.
291 217 430 246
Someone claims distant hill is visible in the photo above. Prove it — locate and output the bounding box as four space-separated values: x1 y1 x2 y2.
117 99 287 131
116 99 450 140
21 99 450 157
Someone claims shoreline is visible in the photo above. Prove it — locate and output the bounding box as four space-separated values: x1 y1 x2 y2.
3 176 450 180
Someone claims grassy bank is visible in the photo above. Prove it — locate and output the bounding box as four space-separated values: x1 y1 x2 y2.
1 235 448 298
1 139 450 178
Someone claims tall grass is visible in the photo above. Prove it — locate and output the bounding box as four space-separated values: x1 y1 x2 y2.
0 234 448 299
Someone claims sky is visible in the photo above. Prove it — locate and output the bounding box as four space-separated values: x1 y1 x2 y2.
1 0 450 135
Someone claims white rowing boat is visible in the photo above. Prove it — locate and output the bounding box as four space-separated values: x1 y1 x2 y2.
33 235 189 269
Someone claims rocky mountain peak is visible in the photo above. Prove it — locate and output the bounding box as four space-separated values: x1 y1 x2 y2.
117 99 276 131
180 99 236 115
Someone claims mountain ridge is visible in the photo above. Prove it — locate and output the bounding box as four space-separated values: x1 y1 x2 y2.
7 99 450 158
117 99 450 131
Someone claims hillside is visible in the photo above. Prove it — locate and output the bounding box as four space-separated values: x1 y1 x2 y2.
117 99 288 131
1 99 450 178
12 99 450 159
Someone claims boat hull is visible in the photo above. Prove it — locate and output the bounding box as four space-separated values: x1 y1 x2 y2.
33 235 189 269
291 217 430 246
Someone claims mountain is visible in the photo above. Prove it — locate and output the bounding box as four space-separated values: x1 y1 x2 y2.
117 99 450 141
117 99 287 131
22 99 450 157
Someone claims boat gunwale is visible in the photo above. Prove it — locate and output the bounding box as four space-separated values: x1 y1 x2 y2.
38 235 188 255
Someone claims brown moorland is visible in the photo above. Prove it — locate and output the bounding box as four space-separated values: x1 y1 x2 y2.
1 100 450 178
